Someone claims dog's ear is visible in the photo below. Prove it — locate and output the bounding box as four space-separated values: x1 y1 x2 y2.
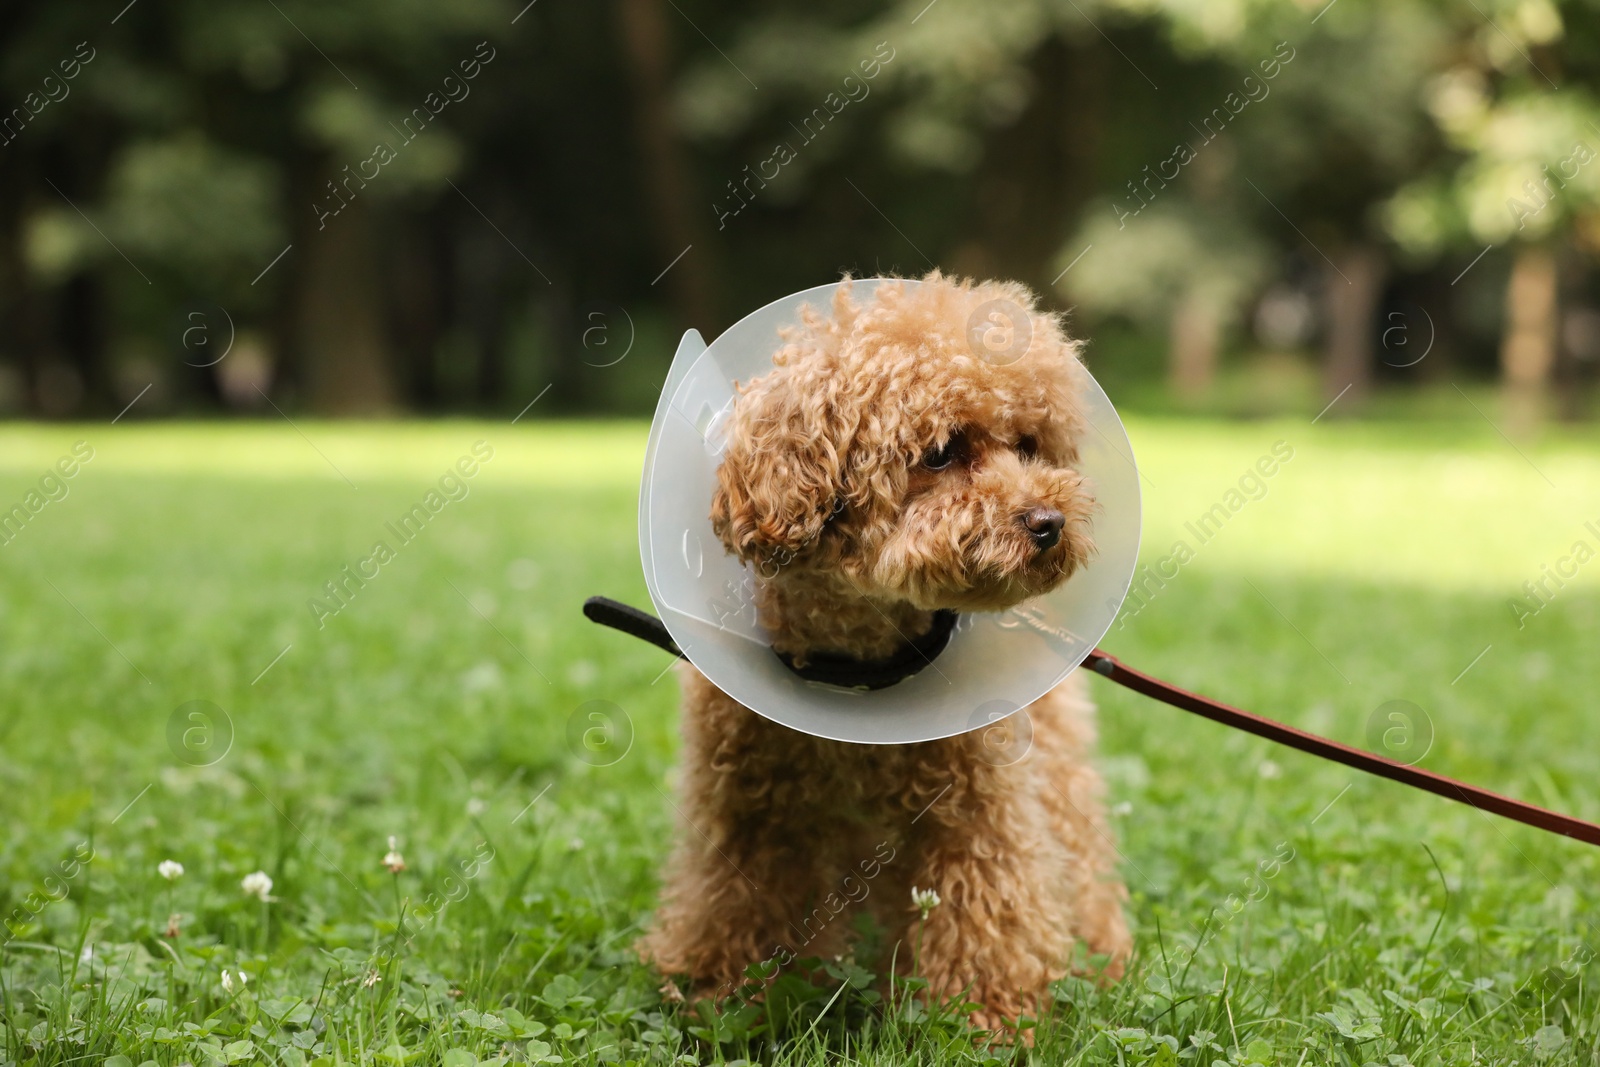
710 364 851 568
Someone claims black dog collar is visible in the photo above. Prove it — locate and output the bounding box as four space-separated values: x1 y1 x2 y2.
772 608 958 690
582 596 956 691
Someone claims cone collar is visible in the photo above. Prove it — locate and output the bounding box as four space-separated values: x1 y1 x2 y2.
638 278 1142 745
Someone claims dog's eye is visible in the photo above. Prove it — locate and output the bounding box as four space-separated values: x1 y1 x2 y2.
1017 435 1038 458
922 431 968 471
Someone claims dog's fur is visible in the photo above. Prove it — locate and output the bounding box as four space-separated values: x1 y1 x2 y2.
638 272 1131 1027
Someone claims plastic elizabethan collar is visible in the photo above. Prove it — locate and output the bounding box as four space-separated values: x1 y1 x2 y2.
638 279 1142 745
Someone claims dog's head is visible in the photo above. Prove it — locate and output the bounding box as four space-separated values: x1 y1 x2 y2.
711 272 1096 613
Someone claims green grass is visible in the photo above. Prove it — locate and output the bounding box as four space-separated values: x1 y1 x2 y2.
1 414 1599 1066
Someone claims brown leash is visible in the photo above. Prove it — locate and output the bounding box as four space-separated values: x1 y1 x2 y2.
582 597 1600 848
1081 648 1600 848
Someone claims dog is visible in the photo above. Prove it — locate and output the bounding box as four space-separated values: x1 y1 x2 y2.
638 272 1131 1030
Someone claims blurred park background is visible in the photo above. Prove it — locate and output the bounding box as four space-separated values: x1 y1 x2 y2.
4 0 1599 425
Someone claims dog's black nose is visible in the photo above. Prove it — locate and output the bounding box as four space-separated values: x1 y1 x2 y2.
1021 507 1065 550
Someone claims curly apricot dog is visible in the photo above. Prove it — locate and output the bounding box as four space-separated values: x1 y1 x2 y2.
639 272 1130 1028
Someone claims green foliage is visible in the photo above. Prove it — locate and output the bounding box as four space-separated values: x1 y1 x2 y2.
1062 201 1269 327
104 135 285 283
1389 86 1600 251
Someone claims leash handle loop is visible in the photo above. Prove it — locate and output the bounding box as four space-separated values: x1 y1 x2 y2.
583 596 685 660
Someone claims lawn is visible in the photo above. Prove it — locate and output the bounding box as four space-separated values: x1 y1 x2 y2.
1 413 1599 1066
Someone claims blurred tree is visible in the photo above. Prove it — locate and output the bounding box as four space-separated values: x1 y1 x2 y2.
0 5 119 412
1385 5 1600 424
176 0 509 413
1076 0 1448 406
1 0 514 415
1060 200 1268 396
668 0 1170 310
616 0 717 331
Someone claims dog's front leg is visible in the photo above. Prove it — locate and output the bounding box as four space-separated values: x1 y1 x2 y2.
638 671 852 999
896 745 1076 1030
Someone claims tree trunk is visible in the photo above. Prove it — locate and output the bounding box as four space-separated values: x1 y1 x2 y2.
1322 243 1385 409
1168 289 1221 399
60 273 108 414
390 217 446 412
294 189 399 415
616 0 717 331
0 157 49 415
1500 244 1557 431
962 35 1107 290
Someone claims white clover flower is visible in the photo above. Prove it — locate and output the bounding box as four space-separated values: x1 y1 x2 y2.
1257 759 1283 780
158 860 184 881
383 835 407 874
240 870 275 901
466 797 487 817
221 969 248 993
1111 801 1134 817
911 886 942 920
